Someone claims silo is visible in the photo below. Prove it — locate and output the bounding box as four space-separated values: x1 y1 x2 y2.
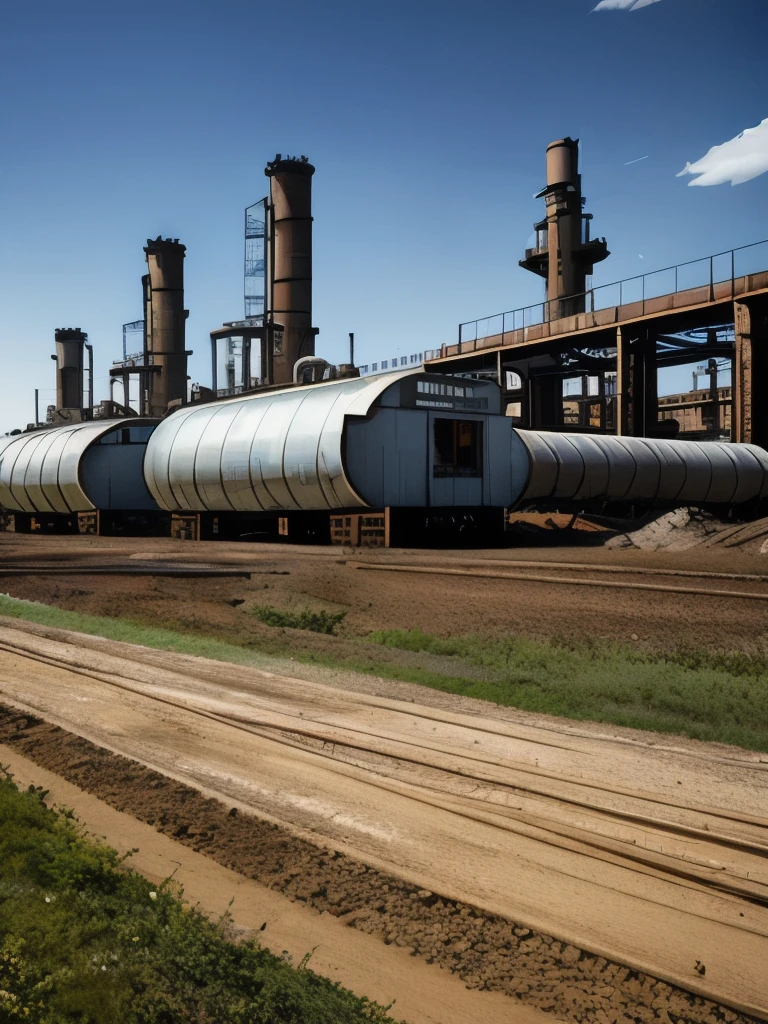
54 328 86 412
144 237 188 416
265 155 318 384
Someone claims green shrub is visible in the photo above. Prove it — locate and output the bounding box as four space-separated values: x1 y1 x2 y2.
0 771 398 1024
251 605 347 635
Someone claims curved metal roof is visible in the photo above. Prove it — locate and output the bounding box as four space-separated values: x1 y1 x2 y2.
0 419 157 513
517 431 768 506
144 371 417 513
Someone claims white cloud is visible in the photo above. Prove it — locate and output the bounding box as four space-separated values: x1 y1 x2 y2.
592 0 662 10
677 118 768 186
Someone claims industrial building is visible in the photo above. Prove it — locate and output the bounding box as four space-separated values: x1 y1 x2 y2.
142 367 768 545
2 141 768 545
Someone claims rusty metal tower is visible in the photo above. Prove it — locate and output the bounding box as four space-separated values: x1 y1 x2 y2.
143 237 190 416
520 138 609 320
264 154 318 384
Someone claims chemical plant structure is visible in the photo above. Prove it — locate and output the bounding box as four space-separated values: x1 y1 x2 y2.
1 144 767 547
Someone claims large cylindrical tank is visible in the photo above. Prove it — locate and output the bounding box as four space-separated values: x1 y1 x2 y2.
144 237 187 417
515 430 768 507
265 156 316 384
0 420 159 513
54 328 86 411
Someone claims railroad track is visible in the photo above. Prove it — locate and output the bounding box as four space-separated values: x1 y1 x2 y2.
0 562 251 578
0 624 766 913
347 559 768 601
2 617 768 1014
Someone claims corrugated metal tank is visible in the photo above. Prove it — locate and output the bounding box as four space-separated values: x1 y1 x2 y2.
143 370 523 512
0 420 159 513
142 370 768 514
515 431 768 506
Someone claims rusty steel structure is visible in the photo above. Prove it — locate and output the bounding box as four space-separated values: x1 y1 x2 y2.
109 237 190 417
519 138 609 320
210 155 319 394
427 138 768 452
144 237 190 416
265 155 318 384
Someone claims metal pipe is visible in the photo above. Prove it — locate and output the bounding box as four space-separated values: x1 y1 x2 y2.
85 343 94 413
293 356 329 384
34 389 39 427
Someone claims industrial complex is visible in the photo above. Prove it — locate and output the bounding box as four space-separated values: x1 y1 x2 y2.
3 136 768 1024
2 141 767 544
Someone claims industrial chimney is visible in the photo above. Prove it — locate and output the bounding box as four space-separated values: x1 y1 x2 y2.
144 237 189 416
264 155 318 384
53 328 87 414
519 138 609 320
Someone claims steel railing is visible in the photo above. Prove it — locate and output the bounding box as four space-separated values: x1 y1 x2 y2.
455 238 768 350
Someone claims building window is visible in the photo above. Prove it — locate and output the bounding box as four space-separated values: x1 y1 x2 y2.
372 362 378 371
433 419 482 478
401 356 407 366
381 360 388 369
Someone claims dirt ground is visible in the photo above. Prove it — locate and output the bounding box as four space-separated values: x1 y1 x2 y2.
3 746 544 1024
1 530 767 1023
0 616 766 1023
0 531 767 657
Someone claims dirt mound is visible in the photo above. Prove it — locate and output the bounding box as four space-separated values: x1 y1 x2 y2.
608 508 721 552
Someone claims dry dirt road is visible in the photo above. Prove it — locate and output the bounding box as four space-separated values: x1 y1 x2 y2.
0 616 766 1021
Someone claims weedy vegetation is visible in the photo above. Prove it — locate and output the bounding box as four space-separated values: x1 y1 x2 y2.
0 769 398 1024
250 604 347 635
2 594 767 750
363 629 768 750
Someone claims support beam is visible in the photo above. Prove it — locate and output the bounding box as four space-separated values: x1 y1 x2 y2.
734 297 768 447
629 330 658 437
616 326 630 435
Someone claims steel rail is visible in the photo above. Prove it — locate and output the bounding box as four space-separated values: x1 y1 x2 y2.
0 565 251 578
348 562 768 601
436 558 768 584
1 634 766 908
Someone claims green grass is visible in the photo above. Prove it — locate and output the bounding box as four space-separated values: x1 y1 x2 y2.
0 770 398 1024
2 594 768 751
0 594 281 669
251 604 347 635
362 629 768 750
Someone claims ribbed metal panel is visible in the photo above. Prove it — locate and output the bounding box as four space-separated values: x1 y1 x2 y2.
516 431 768 507
0 420 157 513
144 373 410 513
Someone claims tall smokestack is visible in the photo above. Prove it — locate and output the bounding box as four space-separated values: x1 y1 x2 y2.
54 328 87 412
144 237 188 416
265 155 318 384
520 138 609 319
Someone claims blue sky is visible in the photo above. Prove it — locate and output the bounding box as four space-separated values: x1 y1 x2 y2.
1 0 766 431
